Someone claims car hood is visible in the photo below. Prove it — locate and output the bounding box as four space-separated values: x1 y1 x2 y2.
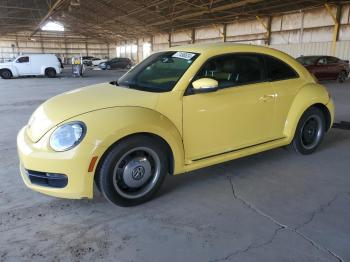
0 62 12 68
26 83 160 142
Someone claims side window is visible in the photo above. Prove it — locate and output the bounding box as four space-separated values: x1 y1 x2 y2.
17 56 29 63
264 55 298 81
326 57 338 64
318 57 327 65
195 54 265 89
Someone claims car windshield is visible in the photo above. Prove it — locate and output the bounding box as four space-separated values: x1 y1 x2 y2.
116 51 199 92
297 56 319 66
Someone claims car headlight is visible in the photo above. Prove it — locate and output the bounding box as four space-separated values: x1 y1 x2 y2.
50 122 86 152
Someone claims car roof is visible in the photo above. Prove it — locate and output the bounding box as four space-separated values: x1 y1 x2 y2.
19 54 56 57
166 43 285 56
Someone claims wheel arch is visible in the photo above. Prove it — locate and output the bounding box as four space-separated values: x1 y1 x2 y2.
73 106 186 178
44 67 56 73
312 103 332 131
41 66 56 75
283 83 333 142
94 132 175 185
0 68 14 76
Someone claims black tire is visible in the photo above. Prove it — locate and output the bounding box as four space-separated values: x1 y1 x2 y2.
45 68 56 78
98 135 168 206
289 107 325 155
337 71 347 83
0 69 12 79
125 64 131 69
106 65 111 70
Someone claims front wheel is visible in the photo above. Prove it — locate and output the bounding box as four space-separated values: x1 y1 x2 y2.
0 69 12 79
98 135 168 206
289 107 325 155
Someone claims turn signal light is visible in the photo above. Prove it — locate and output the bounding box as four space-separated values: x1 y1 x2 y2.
88 156 98 172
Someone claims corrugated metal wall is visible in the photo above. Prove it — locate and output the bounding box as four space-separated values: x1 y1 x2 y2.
0 32 112 63
270 41 350 61
2 4 349 63
116 4 350 62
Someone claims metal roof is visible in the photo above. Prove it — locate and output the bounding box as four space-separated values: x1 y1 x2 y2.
0 0 348 41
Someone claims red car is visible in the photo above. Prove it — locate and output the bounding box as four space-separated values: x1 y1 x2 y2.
297 56 349 83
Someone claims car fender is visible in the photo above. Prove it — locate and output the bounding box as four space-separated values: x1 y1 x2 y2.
73 106 185 174
283 83 330 142
0 64 19 77
40 66 60 75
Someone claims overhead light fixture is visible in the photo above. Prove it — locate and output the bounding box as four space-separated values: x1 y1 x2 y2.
41 21 65 32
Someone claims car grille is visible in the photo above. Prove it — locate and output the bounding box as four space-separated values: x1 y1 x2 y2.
25 169 68 188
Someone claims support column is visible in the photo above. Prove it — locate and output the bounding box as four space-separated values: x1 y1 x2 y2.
136 38 140 63
300 11 304 45
107 43 110 59
223 24 227 42
15 33 19 55
64 33 68 62
325 4 342 56
40 32 44 53
191 28 195 44
168 32 171 47
150 35 154 52
85 41 88 56
256 15 271 45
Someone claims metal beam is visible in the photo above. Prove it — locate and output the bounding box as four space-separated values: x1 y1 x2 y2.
29 0 67 38
148 0 263 26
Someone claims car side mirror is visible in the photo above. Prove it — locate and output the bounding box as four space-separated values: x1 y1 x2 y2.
192 78 219 93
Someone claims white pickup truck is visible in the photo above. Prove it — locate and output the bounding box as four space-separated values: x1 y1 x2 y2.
0 54 62 79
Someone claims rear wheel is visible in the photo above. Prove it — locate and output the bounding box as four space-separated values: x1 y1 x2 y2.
0 69 12 79
337 71 347 83
45 68 56 78
98 135 168 206
289 107 325 155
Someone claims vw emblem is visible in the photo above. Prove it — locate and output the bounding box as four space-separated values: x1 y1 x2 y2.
132 166 145 181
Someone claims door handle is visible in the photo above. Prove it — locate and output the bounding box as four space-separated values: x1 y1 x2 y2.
259 94 276 102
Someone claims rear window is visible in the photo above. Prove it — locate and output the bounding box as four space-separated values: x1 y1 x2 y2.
297 56 319 66
264 55 298 81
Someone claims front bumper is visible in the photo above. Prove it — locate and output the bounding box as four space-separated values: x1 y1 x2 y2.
17 126 97 199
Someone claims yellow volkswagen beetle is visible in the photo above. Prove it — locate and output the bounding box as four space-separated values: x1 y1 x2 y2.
17 43 334 206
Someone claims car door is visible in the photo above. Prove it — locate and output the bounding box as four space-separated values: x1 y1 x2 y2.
313 57 330 80
183 53 277 161
107 59 117 69
113 58 124 69
326 56 340 79
263 55 305 138
15 56 32 75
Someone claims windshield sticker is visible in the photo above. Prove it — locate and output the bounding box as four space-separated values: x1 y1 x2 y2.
172 52 196 60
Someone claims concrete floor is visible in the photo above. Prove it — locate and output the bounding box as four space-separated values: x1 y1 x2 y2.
0 68 349 262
